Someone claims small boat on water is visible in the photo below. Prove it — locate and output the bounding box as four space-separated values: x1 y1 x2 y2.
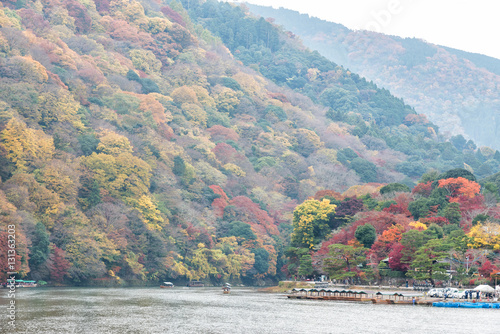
15 280 38 288
160 282 174 288
187 281 205 287
223 283 231 294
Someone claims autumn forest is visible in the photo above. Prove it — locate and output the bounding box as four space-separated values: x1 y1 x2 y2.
0 0 499 287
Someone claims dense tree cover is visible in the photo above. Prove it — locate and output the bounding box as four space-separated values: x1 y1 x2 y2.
0 1 499 287
184 1 500 181
354 224 376 248
246 4 500 151
288 169 500 286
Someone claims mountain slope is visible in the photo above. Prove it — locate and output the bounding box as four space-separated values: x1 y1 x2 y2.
0 0 498 286
184 1 500 180
245 4 500 150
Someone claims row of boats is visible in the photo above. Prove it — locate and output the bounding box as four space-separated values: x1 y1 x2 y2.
160 281 231 294
160 281 205 288
1 280 38 288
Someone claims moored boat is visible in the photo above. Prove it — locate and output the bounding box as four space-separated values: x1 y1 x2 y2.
15 280 38 288
160 282 174 288
187 281 204 287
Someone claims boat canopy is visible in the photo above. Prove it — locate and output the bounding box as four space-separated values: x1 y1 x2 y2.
291 288 369 295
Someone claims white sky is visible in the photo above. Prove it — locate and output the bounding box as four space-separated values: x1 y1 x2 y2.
232 0 500 60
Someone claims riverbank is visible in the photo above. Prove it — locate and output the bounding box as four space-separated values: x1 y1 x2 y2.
261 281 499 308
259 281 425 294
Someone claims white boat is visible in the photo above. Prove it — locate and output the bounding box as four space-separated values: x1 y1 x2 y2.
160 282 174 288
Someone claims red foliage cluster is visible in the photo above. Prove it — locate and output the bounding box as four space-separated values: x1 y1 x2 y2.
267 92 289 103
383 203 410 217
207 125 240 141
47 71 68 89
49 246 71 283
167 24 196 49
160 6 186 26
354 211 410 234
313 189 343 201
412 181 433 197
209 185 229 218
453 194 486 222
369 224 405 263
228 196 279 236
64 0 92 34
94 0 110 13
146 32 182 64
317 229 350 255
388 243 409 271
212 142 242 164
102 16 184 66
105 18 154 44
158 123 175 140
336 198 364 217
77 62 105 84
478 261 499 279
316 212 410 260
185 223 214 249
39 40 63 64
383 193 412 217
19 9 50 33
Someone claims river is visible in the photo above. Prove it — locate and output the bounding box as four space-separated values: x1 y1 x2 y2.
1 287 498 333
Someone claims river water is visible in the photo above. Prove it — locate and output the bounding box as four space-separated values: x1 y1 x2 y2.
1 287 498 333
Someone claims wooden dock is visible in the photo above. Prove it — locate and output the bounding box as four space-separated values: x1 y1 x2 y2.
287 288 433 306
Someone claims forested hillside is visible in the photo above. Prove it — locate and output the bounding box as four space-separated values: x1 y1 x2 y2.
288 168 500 287
0 0 498 286
246 4 500 151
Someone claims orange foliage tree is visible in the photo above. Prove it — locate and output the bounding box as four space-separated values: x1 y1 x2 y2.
438 177 481 202
209 185 229 218
369 224 405 262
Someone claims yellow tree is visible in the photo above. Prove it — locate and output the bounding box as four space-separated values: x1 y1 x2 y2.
96 129 134 156
131 195 167 231
0 118 54 171
38 89 85 130
291 198 337 249
181 103 207 127
110 0 146 22
214 236 255 279
214 87 242 114
189 243 218 280
125 252 146 280
80 152 151 200
9 56 48 83
129 49 162 74
36 161 78 203
467 222 500 250
170 85 199 105
192 86 216 110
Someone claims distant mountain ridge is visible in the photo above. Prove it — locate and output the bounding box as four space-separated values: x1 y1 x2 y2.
245 3 500 149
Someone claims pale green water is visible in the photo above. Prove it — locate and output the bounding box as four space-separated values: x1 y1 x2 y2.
1 287 498 333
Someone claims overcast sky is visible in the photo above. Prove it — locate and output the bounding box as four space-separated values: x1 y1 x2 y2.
232 0 499 60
